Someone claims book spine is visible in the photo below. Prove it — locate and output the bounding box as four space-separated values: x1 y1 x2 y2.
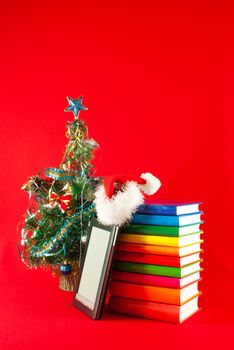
137 204 177 215
109 281 181 304
115 251 181 267
111 271 182 288
116 242 180 256
114 261 181 278
131 214 180 226
121 224 180 236
119 233 180 247
109 296 180 323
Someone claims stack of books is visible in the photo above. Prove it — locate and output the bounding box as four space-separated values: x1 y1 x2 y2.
109 202 203 323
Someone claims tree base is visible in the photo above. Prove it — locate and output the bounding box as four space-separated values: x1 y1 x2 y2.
59 271 79 292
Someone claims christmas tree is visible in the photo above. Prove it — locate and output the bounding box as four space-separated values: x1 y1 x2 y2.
20 96 100 291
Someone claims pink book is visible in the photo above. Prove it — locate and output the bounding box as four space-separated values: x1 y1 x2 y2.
111 270 201 288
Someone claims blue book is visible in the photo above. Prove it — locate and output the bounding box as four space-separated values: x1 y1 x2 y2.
137 203 202 216
131 212 203 227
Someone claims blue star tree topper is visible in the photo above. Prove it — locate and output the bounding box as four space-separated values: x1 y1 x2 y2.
64 96 88 118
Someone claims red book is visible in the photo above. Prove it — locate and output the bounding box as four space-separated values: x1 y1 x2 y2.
111 270 201 288
117 241 203 257
115 251 201 267
109 295 200 323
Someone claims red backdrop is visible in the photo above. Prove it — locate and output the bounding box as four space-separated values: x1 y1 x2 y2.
0 1 234 349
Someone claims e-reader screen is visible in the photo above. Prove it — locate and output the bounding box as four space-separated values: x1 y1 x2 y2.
73 220 119 319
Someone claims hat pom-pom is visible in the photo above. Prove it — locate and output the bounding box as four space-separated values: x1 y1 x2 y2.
139 172 161 195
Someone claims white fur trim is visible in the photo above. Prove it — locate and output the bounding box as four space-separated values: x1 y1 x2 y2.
139 173 161 195
94 181 144 226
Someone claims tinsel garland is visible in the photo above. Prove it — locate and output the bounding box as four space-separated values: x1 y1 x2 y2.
45 168 76 181
30 202 95 258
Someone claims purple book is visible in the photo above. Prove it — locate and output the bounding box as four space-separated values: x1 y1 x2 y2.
111 270 200 289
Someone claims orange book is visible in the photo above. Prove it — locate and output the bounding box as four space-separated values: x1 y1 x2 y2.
109 280 200 305
109 295 200 323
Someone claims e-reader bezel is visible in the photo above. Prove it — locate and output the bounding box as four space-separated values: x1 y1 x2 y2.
73 219 119 320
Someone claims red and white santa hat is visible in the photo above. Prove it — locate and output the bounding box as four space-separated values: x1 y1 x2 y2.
94 173 161 226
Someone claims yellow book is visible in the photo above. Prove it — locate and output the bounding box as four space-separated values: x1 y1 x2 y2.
118 232 203 247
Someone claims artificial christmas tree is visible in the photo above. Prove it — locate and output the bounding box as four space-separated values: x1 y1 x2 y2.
19 96 100 291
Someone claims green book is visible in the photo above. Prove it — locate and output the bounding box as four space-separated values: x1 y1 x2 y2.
121 223 203 237
114 261 202 278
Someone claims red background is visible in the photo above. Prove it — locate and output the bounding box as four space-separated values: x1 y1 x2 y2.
0 1 234 349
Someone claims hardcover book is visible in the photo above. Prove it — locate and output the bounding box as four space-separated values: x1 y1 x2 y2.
111 271 201 288
109 280 200 305
117 241 203 257
131 213 203 227
137 203 201 216
121 223 202 237
115 251 201 267
109 295 200 323
114 260 202 278
119 232 203 247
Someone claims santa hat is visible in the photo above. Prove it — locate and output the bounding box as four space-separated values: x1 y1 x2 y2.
94 173 161 226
